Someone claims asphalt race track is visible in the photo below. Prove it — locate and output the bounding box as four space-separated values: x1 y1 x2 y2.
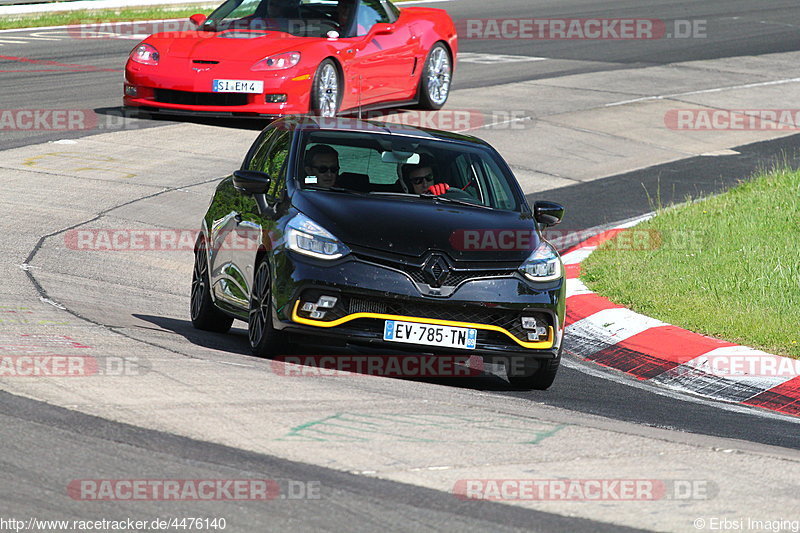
1 1 800 531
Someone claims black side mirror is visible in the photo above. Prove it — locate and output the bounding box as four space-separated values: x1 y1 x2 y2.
533 201 564 227
233 170 272 194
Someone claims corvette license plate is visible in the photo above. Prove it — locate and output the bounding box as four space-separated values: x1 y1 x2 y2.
383 320 477 350
212 79 264 93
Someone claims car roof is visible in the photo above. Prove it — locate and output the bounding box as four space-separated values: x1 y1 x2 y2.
276 115 490 146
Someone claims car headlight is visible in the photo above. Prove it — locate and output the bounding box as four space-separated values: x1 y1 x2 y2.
285 213 350 260
130 43 160 65
251 52 301 71
519 241 562 282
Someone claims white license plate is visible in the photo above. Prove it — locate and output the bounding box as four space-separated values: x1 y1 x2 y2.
383 320 477 350
212 79 264 93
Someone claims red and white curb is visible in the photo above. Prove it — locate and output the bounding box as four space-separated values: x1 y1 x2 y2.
561 218 800 417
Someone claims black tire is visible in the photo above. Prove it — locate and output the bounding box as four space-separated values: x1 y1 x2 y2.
248 259 287 357
506 347 561 391
190 236 234 333
310 59 341 117
417 43 452 110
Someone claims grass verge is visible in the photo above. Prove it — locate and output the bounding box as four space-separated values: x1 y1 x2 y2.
0 0 420 30
0 6 214 30
581 166 800 358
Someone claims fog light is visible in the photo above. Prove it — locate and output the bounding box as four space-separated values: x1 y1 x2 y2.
301 302 316 312
124 85 138 97
310 310 326 319
317 296 337 309
521 316 538 330
527 332 542 341
265 94 287 103
536 326 547 337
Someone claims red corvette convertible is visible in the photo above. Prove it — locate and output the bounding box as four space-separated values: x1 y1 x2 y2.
123 0 457 117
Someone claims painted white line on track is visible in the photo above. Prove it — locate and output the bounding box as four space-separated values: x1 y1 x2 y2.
606 77 800 107
458 52 547 64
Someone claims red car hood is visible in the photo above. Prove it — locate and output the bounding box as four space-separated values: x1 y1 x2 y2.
147 30 306 61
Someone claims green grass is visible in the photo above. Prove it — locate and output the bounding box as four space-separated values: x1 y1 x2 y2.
0 6 217 30
0 0 421 30
581 166 800 358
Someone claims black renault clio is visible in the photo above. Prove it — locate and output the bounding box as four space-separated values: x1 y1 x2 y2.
191 116 566 389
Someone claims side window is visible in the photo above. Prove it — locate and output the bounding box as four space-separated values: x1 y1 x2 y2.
478 158 516 210
265 132 291 198
225 0 261 19
247 128 278 171
356 0 389 36
380 0 399 21
453 154 485 204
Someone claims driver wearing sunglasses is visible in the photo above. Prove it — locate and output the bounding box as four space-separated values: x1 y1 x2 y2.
304 144 340 189
402 154 451 195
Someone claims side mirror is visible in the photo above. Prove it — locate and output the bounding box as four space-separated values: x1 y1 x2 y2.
233 170 272 194
189 14 207 27
372 23 395 35
533 201 564 227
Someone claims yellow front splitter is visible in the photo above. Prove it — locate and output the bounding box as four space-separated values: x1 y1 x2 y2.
290 301 554 350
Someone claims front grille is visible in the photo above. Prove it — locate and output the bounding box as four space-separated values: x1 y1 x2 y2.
346 296 551 344
153 89 248 107
348 298 388 315
354 252 516 287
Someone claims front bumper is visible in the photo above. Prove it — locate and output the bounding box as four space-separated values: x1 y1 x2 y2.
124 62 313 116
272 252 566 359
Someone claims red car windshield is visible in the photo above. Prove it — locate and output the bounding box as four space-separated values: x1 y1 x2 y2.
202 0 357 37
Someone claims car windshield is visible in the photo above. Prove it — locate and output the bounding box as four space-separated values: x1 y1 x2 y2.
202 0 357 37
297 130 524 211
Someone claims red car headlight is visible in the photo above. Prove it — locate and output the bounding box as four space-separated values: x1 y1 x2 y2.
130 44 160 66
251 52 301 71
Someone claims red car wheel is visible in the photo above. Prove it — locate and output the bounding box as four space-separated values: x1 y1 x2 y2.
311 59 341 117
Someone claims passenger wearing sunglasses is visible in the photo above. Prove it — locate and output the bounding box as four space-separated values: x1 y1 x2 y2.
401 154 451 195
304 144 340 189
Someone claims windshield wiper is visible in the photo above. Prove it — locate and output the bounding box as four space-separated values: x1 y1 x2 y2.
367 191 417 197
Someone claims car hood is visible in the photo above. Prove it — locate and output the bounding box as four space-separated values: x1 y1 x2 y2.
147 30 305 61
292 190 540 262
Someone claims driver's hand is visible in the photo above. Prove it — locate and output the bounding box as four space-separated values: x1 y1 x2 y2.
426 183 450 195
